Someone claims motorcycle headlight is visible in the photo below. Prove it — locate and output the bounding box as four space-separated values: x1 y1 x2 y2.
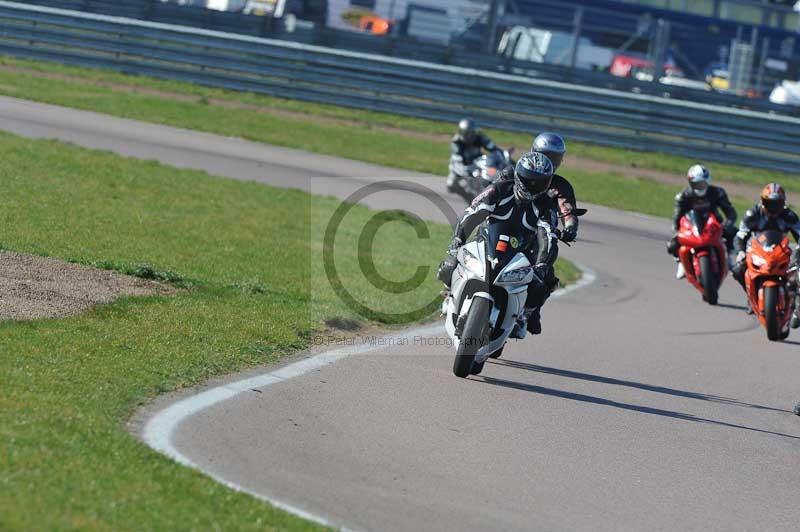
461 249 484 276
751 254 767 268
498 266 532 284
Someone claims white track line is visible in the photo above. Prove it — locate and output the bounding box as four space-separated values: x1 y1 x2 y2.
141 264 597 530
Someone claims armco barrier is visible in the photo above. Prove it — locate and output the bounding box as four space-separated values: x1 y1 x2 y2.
0 0 798 173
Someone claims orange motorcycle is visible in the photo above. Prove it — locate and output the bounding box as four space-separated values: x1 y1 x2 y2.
744 230 799 341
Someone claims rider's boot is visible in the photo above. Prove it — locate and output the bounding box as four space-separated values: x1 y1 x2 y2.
510 308 536 339
446 172 458 193
675 259 685 280
526 307 542 335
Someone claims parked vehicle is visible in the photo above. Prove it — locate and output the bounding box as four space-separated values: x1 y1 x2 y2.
676 210 728 305
611 53 684 79
704 62 730 91
769 80 800 106
358 14 392 35
206 0 287 16
498 26 613 71
744 230 798 341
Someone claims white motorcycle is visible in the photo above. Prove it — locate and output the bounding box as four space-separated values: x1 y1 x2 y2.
442 222 545 378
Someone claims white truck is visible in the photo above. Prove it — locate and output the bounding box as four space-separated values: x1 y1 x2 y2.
497 25 613 71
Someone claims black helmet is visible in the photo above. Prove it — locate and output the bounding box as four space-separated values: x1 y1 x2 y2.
531 132 566 171
761 183 786 217
514 152 554 202
458 118 478 145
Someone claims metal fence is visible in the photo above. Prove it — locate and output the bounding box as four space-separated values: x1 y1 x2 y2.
0 0 799 173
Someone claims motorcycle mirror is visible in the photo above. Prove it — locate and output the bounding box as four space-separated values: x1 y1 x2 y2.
574 208 588 217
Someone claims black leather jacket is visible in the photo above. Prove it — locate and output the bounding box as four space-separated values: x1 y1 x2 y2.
450 132 498 176
672 185 737 231
450 180 556 266
499 167 579 231
733 204 800 254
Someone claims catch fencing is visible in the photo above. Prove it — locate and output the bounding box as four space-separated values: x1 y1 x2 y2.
0 0 799 173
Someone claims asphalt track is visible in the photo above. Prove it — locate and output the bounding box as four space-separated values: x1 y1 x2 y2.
3 96 800 531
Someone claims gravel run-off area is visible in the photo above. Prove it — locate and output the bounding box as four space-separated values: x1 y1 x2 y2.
0 251 173 321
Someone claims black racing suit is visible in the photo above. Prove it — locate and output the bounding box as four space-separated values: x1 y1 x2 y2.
668 185 737 255
438 179 557 314
499 167 580 240
497 168 579 308
731 205 800 289
448 132 500 201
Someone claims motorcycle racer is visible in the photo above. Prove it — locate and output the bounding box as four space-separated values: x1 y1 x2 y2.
438 152 557 339
531 132 579 244
667 165 737 278
732 184 800 309
448 118 502 201
498 133 578 242
496 132 579 333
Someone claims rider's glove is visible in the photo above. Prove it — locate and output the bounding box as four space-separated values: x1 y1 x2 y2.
561 224 578 243
736 251 746 265
447 237 463 257
533 263 550 282
437 255 459 285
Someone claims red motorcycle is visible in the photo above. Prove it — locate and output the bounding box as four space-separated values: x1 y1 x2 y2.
744 230 798 341
676 210 728 305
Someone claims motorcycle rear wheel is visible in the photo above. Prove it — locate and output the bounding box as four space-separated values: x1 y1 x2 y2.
699 255 718 306
764 285 782 341
453 297 492 378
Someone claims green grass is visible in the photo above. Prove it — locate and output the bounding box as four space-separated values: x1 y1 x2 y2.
1 55 798 204
0 130 579 530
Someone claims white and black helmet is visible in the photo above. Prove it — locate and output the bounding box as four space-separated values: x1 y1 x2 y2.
514 152 554 202
687 164 711 197
458 118 478 144
532 132 566 171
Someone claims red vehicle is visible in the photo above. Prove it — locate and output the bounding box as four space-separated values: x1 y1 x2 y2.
609 53 682 78
744 230 798 341
676 210 727 305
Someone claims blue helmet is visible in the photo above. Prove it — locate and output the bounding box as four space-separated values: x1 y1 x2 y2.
532 132 566 170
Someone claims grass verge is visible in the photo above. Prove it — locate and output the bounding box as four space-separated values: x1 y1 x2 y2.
0 130 578 530
0 56 797 213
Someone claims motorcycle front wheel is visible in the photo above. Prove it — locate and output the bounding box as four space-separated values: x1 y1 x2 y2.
699 255 718 305
453 297 492 378
764 285 782 341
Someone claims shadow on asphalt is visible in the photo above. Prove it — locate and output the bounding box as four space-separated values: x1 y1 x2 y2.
490 359 787 413
477 374 800 440
715 302 749 311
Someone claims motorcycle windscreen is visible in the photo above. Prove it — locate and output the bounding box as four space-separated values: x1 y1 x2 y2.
480 222 530 282
686 209 710 233
757 230 787 249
